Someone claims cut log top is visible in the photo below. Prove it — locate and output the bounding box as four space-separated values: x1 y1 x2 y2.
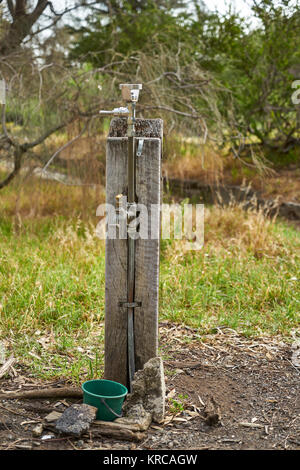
109 118 163 139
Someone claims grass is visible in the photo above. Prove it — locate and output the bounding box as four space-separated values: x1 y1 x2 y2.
160 203 299 336
0 217 106 383
0 195 299 383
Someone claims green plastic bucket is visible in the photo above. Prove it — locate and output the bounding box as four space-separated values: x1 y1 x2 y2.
82 379 128 421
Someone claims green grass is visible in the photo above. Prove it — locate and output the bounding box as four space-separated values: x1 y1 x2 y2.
160 247 299 336
160 204 299 337
0 206 299 382
0 217 106 383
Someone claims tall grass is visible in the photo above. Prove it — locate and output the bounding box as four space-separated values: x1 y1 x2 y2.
0 185 299 381
0 169 105 221
160 202 299 337
0 216 106 382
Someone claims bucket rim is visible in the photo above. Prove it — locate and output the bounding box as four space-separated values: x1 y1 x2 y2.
82 379 128 400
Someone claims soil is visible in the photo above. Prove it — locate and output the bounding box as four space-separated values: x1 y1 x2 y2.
0 323 299 451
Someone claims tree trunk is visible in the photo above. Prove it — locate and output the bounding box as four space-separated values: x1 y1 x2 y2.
0 0 49 57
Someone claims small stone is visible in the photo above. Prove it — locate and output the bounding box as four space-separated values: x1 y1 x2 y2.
76 440 84 448
32 423 43 437
44 411 62 423
55 403 98 437
41 433 55 440
32 441 41 447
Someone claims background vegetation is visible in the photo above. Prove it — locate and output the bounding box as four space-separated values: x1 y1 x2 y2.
0 1 299 381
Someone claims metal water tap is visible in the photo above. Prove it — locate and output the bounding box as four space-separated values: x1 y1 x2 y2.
119 84 142 138
99 106 129 117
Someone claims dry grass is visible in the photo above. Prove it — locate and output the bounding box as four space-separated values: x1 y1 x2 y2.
0 192 298 381
160 199 299 337
163 137 224 184
0 169 105 221
203 199 285 258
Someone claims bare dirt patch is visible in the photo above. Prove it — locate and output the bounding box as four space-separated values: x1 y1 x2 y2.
0 324 299 451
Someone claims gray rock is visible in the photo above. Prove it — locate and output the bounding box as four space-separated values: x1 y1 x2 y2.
123 356 166 423
55 404 98 437
117 403 152 431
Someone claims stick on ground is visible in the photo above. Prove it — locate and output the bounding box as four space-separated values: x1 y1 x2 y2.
0 387 83 400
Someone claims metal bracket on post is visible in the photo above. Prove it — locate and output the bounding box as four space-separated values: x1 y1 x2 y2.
136 139 144 157
119 301 142 309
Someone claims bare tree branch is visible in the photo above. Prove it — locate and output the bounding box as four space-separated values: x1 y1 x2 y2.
0 1 102 56
0 0 49 56
41 119 89 173
7 0 15 17
0 145 22 189
1 103 17 147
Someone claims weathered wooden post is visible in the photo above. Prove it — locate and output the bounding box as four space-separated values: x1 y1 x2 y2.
101 85 163 390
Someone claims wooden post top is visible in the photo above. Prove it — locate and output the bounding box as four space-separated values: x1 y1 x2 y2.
108 117 163 139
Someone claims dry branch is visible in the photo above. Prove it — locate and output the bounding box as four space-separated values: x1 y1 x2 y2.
0 387 83 400
91 426 146 442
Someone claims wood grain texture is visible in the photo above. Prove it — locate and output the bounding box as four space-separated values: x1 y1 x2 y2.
134 138 161 371
104 119 162 386
104 138 128 385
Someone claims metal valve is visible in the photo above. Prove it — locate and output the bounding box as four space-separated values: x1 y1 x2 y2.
99 84 142 116
119 84 142 103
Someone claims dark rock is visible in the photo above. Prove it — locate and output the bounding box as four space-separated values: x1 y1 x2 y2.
55 404 98 437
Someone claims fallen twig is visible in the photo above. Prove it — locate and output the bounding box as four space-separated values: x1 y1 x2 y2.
91 427 146 442
0 387 83 400
93 419 148 433
239 422 264 429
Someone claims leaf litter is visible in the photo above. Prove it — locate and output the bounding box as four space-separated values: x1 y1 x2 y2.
0 322 299 450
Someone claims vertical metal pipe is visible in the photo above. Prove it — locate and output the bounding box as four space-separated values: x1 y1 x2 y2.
127 239 135 390
127 104 136 391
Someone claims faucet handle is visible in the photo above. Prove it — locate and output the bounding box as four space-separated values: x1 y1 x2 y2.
99 106 129 116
